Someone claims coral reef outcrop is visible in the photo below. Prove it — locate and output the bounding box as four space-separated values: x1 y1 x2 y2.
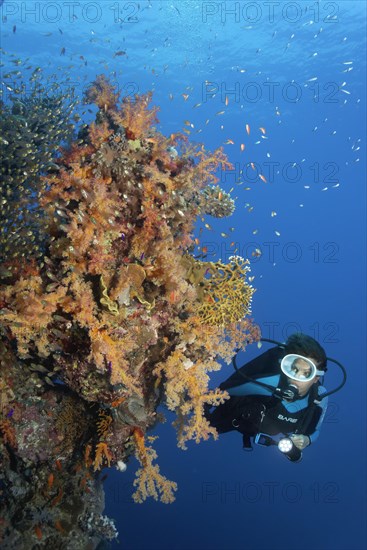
0 75 259 547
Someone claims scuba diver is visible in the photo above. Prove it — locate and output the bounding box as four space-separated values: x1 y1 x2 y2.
205 333 346 462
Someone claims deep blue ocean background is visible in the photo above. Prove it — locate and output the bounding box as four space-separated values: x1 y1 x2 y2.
1 1 366 549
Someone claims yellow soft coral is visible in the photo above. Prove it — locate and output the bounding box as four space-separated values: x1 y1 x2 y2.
154 347 229 449
96 410 113 440
93 442 113 471
132 428 177 503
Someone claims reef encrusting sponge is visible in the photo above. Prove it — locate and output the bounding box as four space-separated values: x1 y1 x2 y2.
0 75 259 547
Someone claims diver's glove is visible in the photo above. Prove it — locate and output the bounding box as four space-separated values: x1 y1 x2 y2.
290 434 311 450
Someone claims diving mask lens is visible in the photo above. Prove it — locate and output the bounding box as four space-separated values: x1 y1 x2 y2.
281 354 317 382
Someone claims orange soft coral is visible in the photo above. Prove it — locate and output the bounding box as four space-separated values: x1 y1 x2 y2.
111 92 159 140
154 347 229 449
93 442 113 471
0 276 67 357
132 428 177 503
84 74 119 112
0 419 17 449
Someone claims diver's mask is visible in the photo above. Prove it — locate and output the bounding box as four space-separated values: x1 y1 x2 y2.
275 354 325 402
232 339 346 406
280 354 324 382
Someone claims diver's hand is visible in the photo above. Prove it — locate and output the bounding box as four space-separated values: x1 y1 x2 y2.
290 434 310 450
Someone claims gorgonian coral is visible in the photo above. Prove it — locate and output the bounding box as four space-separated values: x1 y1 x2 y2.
192 255 255 326
0 75 260 547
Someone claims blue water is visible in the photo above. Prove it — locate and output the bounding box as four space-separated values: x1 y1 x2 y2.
1 1 366 549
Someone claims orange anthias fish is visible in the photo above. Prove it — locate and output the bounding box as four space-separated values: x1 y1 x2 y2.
47 473 54 490
246 124 250 135
111 396 125 408
55 521 65 534
34 525 42 540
